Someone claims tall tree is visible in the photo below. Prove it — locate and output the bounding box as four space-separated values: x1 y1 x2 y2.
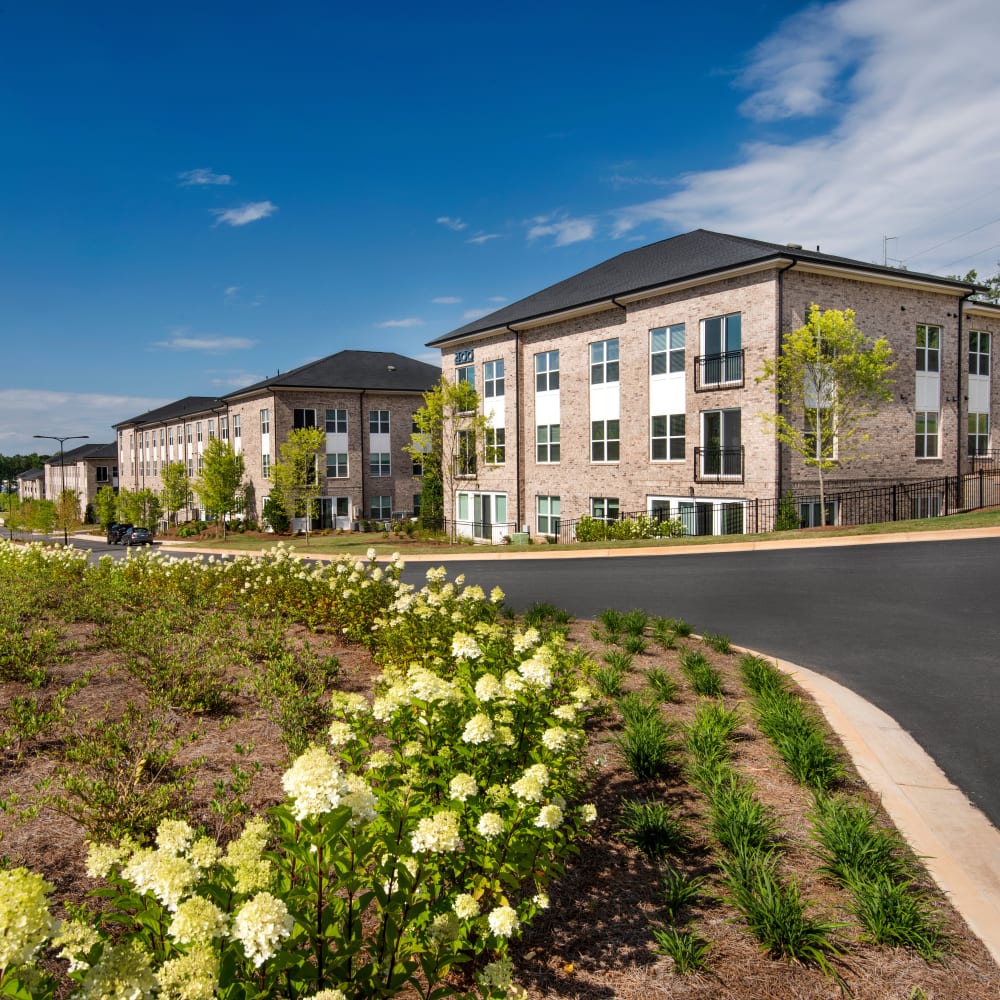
161 461 192 527
270 427 326 545
758 304 895 524
93 485 118 529
118 488 163 531
53 489 81 541
195 439 245 539
405 376 490 536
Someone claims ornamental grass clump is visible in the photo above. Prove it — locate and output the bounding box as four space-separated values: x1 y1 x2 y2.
678 649 723 697
646 666 679 703
651 925 712 973
593 662 627 698
619 799 689 860
702 632 733 654
658 865 706 922
685 701 742 765
651 617 678 650
614 715 678 780
0 548 600 1000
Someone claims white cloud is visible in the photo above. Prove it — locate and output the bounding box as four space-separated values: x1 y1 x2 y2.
462 308 490 320
211 201 278 227
466 233 500 245
153 334 256 351
609 0 1000 276
208 371 264 388
376 317 425 328
604 173 673 190
178 167 232 186
224 286 240 297
436 216 467 231
487 296 508 303
0 389 171 455
432 296 462 304
527 214 596 247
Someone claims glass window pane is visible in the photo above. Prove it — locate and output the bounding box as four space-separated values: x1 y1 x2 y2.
606 361 619 382
651 415 666 436
725 313 741 351
550 371 559 390
704 317 722 356
651 353 667 375
608 419 619 439
669 326 685 350
670 413 686 436
607 339 619 361
669 350 685 374
652 439 666 460
651 329 666 353
591 342 603 363
607 441 619 461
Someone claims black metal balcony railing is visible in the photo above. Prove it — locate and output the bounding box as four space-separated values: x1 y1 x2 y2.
694 349 745 391
694 446 745 482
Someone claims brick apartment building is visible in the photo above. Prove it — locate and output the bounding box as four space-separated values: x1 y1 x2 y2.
427 229 1000 540
115 351 440 527
41 442 119 512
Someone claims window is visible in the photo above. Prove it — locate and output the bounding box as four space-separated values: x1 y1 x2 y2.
325 409 347 433
535 350 559 392
233 415 241 439
591 497 619 522
700 409 742 478
186 424 192 445
197 454 204 474
370 452 391 477
168 427 174 447
196 422 203 443
413 493 422 517
916 324 941 373
591 419 620 462
456 364 475 388
160 429 165 446
327 453 349 477
260 409 270 434
262 454 270 479
207 419 215 439
915 411 939 458
537 495 561 536
412 456 423 477
650 325 685 375
651 414 685 460
536 424 560 463
485 427 506 464
187 458 194 477
701 313 743 385
590 339 620 384
455 430 476 476
371 496 392 521
799 500 838 528
220 417 228 441
369 410 390 434
293 408 316 429
96 466 109 483
484 359 505 397
153 460 158 476
968 413 990 456
804 407 835 461
970 331 991 376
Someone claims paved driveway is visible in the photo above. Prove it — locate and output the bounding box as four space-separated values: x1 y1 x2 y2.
400 538 1000 828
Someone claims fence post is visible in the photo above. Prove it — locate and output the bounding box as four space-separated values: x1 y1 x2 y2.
944 477 950 517
892 483 898 522
980 468 985 511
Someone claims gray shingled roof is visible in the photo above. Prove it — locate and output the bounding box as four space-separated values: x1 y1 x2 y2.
17 467 44 481
427 229 979 347
45 442 118 464
114 396 225 429
224 350 440 399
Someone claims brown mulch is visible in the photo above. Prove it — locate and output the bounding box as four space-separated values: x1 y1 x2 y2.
1 611 998 999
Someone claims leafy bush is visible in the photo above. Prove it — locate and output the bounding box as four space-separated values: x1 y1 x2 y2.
619 799 688 859
646 667 679 703
614 715 678 780
651 926 712 973
678 649 723 697
574 514 685 542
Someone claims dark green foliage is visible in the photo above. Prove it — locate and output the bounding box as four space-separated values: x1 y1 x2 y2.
847 874 949 960
678 649 723 697
619 799 689 859
614 715 678 780
658 865 706 922
651 926 711 973
646 667 679 703
702 632 732 654
685 701 741 765
651 618 678 649
522 602 573 627
706 771 780 855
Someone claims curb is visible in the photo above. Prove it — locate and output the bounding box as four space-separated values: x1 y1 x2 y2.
764 652 1000 965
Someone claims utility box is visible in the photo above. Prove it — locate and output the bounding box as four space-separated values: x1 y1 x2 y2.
511 532 530 545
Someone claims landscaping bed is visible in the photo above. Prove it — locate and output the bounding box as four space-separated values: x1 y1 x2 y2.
0 543 997 998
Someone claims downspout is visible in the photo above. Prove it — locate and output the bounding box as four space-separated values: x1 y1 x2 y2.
775 259 797 498
508 325 522 530
359 390 366 525
957 291 974 483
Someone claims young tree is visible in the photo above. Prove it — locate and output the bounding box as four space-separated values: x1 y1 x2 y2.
161 461 192 527
758 304 895 524
53 490 81 541
118 488 163 531
270 427 326 544
195 439 245 539
405 376 490 537
93 485 118 530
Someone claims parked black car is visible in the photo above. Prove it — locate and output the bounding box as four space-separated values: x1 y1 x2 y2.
121 527 154 546
108 523 133 544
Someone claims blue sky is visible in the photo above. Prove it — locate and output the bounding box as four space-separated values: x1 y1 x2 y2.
3 0 1000 456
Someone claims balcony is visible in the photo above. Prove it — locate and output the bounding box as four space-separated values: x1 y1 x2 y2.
694 349 745 391
694 446 745 482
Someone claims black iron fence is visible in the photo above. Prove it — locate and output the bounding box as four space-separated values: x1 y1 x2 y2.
694 447 745 482
554 470 1000 543
694 349 745 391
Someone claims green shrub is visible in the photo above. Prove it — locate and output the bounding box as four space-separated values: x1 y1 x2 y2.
686 701 741 764
651 926 711 972
703 632 732 654
658 865 706 922
678 649 723 697
706 772 779 855
646 667 679 703
619 799 689 859
847 873 948 960
614 715 678 780
593 662 627 698
575 514 685 542
651 618 677 649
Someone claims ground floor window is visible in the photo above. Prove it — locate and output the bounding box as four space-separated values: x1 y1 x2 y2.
455 491 508 541
537 495 561 537
915 411 939 458
371 496 391 521
968 413 989 457
318 496 351 530
647 495 745 537
912 494 942 518
799 500 838 528
591 497 619 521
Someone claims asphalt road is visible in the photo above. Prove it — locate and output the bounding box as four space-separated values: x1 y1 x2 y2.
399 539 1000 829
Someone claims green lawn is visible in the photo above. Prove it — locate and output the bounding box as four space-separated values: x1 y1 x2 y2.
162 506 1000 557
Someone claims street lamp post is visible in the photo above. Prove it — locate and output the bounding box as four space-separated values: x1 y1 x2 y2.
34 434 89 545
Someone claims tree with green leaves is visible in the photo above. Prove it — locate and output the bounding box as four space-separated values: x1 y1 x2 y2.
93 485 118 530
405 376 491 536
23 499 56 534
118 488 163 531
195 439 245 539
270 427 326 544
161 461 192 527
53 489 81 541
758 304 895 525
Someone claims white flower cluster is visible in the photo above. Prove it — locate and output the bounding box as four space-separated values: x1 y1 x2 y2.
411 810 464 854
281 746 350 820
448 773 478 802
450 632 483 660
518 648 553 688
168 895 229 944
511 763 550 803
0 868 55 969
121 847 197 912
461 712 494 744
476 812 505 839
487 904 519 939
233 892 294 967
407 665 461 704
452 893 480 919
474 673 502 702
535 804 564 830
